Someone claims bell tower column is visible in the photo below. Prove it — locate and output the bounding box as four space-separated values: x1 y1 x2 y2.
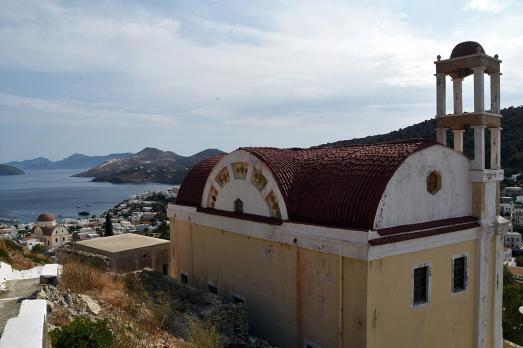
434 42 506 348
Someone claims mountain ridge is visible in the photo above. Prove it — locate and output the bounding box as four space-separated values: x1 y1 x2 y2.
0 164 24 176
74 147 224 184
319 106 523 176
7 153 133 170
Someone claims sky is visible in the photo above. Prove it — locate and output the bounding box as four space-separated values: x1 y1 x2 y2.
0 0 522 162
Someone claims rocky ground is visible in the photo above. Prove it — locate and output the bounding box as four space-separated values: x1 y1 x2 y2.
40 269 275 348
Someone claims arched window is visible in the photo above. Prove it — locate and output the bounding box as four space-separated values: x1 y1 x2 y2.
234 199 244 214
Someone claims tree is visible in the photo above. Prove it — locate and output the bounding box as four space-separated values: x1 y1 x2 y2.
502 266 523 345
157 220 169 240
104 214 113 237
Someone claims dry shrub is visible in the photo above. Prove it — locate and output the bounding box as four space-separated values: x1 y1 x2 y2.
189 321 222 348
60 261 123 293
11 253 34 270
0 239 12 264
49 307 72 327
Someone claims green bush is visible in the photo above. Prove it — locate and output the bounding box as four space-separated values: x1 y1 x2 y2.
0 247 12 264
4 239 22 251
502 266 523 345
25 254 49 264
31 243 47 254
50 317 114 348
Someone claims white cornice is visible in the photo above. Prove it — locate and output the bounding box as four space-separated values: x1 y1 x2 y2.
168 204 483 260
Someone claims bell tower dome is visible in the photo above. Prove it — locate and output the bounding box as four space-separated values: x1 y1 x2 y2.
434 41 503 221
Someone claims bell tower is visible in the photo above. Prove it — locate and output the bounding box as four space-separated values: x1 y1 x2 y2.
434 41 503 222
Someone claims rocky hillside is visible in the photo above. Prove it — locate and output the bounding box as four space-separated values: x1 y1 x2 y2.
7 152 132 170
74 147 224 185
0 164 24 175
320 106 523 176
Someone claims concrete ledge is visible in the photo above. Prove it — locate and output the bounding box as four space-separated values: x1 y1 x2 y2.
0 299 47 348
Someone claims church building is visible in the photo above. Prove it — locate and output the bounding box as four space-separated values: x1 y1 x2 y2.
167 42 507 348
31 212 71 249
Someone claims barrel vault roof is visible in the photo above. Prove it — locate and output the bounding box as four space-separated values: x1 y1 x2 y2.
177 139 436 230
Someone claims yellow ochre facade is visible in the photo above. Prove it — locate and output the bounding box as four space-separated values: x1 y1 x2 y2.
169 217 502 348
167 41 508 348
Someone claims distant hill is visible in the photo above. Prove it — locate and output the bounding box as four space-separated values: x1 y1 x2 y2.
319 106 523 176
7 153 132 170
0 164 24 176
74 147 224 184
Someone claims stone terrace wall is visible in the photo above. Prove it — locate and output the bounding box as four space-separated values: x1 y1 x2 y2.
56 246 111 270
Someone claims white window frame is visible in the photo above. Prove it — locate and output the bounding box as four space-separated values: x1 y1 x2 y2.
411 261 432 308
180 272 189 284
451 252 469 294
207 281 218 295
232 293 246 305
304 339 322 348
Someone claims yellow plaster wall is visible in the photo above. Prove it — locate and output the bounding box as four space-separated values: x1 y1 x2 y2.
366 240 478 348
170 219 368 348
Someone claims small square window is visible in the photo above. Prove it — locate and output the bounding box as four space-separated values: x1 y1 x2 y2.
304 340 322 348
181 272 189 284
413 264 430 305
452 255 468 293
232 294 245 304
208 283 218 295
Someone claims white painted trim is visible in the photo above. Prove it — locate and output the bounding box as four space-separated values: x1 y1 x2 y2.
476 228 490 348
367 227 480 261
168 204 197 214
451 252 470 294
168 204 482 261
411 261 432 309
493 233 504 348
469 169 504 183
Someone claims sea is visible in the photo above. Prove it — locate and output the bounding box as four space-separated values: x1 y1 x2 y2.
0 169 171 223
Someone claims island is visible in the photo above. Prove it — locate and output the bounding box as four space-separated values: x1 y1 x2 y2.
0 164 24 176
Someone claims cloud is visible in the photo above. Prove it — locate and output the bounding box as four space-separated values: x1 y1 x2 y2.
0 0 522 160
0 94 177 128
464 0 511 13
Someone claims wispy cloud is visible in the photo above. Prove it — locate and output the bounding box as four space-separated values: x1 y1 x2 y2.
0 94 177 128
464 0 511 13
0 0 522 161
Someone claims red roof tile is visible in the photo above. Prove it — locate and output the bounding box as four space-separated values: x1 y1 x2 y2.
508 267 523 277
37 212 55 222
32 225 58 236
177 139 436 230
176 154 225 207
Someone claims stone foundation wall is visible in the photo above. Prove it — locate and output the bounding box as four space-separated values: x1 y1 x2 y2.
56 246 111 270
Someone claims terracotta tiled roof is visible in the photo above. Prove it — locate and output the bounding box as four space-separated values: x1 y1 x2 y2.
176 154 225 207
177 139 436 230
37 212 55 222
508 267 523 278
33 225 57 236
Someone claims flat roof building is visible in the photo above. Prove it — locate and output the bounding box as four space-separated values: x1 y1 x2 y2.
73 234 170 274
